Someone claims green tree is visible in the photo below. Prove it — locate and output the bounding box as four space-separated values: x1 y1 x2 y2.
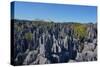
73 23 87 39
25 32 33 41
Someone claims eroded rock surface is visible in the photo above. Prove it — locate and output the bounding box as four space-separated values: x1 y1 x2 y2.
13 19 97 65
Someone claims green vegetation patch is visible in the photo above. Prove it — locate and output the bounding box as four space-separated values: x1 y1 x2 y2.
73 23 88 39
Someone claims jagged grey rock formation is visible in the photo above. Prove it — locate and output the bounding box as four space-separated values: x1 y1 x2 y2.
13 19 97 65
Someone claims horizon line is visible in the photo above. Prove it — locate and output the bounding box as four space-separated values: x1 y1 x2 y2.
11 18 97 24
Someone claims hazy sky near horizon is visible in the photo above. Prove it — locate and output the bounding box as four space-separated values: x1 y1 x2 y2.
12 1 97 23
